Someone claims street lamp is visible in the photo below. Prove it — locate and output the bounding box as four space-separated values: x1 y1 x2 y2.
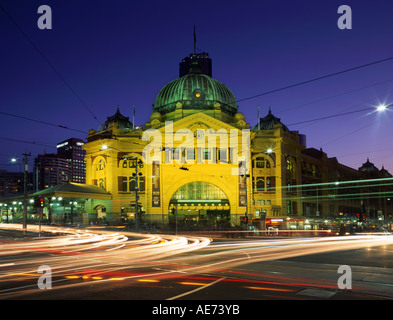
130 156 143 231
10 157 21 172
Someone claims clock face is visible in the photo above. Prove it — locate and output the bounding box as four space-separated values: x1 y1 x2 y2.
192 89 204 100
195 129 205 139
194 130 204 139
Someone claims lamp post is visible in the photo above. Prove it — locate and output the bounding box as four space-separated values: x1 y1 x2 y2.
132 157 143 231
100 145 144 230
22 151 31 233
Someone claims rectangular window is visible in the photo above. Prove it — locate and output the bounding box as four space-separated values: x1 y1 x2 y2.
139 176 145 192
187 148 195 161
218 148 227 163
173 148 180 160
266 176 276 191
196 147 203 163
204 148 211 160
129 177 136 191
129 159 137 168
122 177 128 191
256 159 265 168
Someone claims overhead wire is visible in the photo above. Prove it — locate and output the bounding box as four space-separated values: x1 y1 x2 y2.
0 136 56 149
235 55 393 103
0 111 89 135
0 4 101 125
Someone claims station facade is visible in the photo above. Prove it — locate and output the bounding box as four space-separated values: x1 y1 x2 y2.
82 56 393 229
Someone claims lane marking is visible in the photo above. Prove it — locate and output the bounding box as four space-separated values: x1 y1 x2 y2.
297 288 336 299
166 277 225 300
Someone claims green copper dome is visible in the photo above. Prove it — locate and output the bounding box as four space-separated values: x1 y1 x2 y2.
153 67 238 116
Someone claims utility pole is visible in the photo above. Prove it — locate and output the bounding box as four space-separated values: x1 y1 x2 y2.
135 162 139 231
130 157 143 231
22 151 31 234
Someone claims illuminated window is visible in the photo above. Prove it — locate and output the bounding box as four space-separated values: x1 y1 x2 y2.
253 157 270 169
171 181 227 202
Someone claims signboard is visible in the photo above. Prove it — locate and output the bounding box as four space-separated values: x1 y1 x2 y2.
152 160 161 207
239 160 247 207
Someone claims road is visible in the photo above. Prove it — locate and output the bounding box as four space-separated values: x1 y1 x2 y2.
0 223 393 302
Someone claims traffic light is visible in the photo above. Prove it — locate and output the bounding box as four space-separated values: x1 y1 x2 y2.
35 197 45 207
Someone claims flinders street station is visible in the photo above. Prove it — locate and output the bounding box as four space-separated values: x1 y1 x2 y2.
80 52 393 231
2 53 392 231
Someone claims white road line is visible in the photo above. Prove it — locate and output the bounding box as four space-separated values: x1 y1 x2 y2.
166 277 226 300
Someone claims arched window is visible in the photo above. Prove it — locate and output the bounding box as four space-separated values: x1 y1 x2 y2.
96 159 105 171
256 178 265 191
170 181 228 206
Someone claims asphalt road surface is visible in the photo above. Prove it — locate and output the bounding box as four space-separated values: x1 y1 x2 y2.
1 223 392 303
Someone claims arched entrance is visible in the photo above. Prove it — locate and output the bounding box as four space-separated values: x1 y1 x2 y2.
92 204 107 223
169 181 230 231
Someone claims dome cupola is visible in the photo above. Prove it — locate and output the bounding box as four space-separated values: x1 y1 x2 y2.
98 107 133 132
252 108 289 132
153 63 238 116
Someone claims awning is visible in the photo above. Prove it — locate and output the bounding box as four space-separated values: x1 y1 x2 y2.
29 182 112 200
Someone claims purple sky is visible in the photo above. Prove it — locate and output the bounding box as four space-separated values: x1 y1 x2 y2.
1 0 393 173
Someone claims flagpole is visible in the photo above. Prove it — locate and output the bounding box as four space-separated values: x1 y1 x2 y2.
133 105 135 129
193 25 196 54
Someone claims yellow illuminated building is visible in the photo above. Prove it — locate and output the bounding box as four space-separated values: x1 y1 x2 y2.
82 57 393 229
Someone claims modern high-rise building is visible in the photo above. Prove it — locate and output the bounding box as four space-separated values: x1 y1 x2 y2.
34 154 70 190
57 138 86 183
0 170 34 197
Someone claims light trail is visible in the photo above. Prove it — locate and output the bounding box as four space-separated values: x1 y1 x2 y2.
0 223 392 299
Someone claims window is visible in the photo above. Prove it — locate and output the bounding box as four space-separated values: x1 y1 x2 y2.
204 149 211 160
286 159 293 171
218 148 228 163
98 178 105 189
171 181 227 202
253 157 270 169
266 176 275 191
96 159 105 171
118 176 145 192
173 148 180 160
187 148 195 161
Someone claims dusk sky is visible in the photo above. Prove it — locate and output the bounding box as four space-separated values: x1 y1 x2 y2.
1 0 393 173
